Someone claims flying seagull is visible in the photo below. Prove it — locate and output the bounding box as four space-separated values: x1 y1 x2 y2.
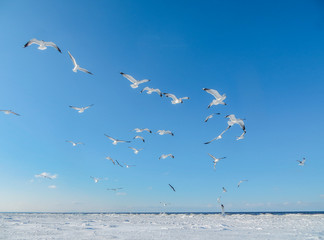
66 140 84 147
157 130 174 136
208 153 226 169
204 113 220 123
133 128 152 133
297 158 306 166
115 160 123 168
107 188 123 191
104 134 131 145
168 184 176 192
202 88 227 108
123 163 136 168
140 87 162 97
105 156 116 165
204 128 229 144
159 154 174 160
0 110 20 116
237 179 248 188
120 72 150 88
163 93 189 104
24 38 62 53
90 176 100 183
68 51 93 75
35 172 57 180
222 187 227 193
133 135 145 143
128 147 143 154
69 104 94 113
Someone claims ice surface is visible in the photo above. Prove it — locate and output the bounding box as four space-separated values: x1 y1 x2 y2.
0 213 323 240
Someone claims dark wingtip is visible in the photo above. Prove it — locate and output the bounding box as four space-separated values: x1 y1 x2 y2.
120 72 124 75
204 142 209 144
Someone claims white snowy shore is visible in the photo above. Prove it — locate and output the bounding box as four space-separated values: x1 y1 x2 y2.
1 213 323 240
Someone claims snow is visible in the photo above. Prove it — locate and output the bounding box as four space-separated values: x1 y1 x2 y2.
0 213 323 240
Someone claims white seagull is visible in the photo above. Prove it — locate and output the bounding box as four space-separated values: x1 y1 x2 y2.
133 135 145 143
203 88 227 108
24 38 62 53
222 187 227 193
163 93 189 104
66 140 84 147
105 156 116 165
120 72 150 88
68 51 93 75
69 104 94 113
297 158 306 166
140 87 162 97
0 110 20 116
204 113 220 123
237 179 248 188
104 134 131 145
225 114 246 133
204 128 228 144
133 128 152 133
157 130 174 136
35 172 57 180
208 153 226 169
128 147 143 154
90 176 100 183
159 154 174 160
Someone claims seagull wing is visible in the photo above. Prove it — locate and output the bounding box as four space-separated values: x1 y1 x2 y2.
120 72 137 83
168 184 176 192
68 51 77 67
208 153 218 162
84 104 94 109
10 111 20 116
140 87 151 93
163 93 177 101
69 106 81 111
44 41 62 53
104 134 116 142
24 38 41 48
78 67 93 75
137 79 150 84
203 88 222 99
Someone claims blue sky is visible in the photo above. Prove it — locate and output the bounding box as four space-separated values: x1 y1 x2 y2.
0 0 323 212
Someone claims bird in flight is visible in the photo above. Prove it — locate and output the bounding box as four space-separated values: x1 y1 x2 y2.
120 72 150 88
0 110 20 116
104 134 131 145
222 187 227 193
24 38 62 53
105 156 116 165
140 87 162 97
123 163 136 168
168 184 176 192
163 93 189 104
133 128 152 133
204 113 220 123
203 88 227 108
128 147 143 155
68 51 93 75
35 172 57 180
66 141 84 147
90 176 100 183
237 179 248 187
157 130 174 136
133 135 145 143
69 104 94 113
159 154 174 160
115 160 123 168
204 129 228 144
297 158 306 166
208 153 226 169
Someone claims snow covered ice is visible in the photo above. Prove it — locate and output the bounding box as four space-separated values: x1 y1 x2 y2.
1 213 323 240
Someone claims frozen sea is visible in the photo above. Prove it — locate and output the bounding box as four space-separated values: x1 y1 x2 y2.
1 212 324 240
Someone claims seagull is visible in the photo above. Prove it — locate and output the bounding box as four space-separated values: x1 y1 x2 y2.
128 147 143 154
157 130 174 136
202 88 227 108
208 153 226 169
105 156 115 165
222 187 227 193
168 184 176 192
35 172 57 180
133 128 152 133
140 87 162 97
107 188 123 191
297 158 306 166
238 179 248 188
163 93 189 104
90 176 100 183
115 160 123 168
69 104 94 113
204 128 229 144
133 135 145 143
104 134 131 145
0 110 20 116
120 72 150 88
159 154 174 160
66 141 84 147
24 38 62 53
204 113 220 123
221 204 225 216
123 163 136 168
68 51 93 75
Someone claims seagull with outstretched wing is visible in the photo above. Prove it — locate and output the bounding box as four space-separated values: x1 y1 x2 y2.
208 153 226 169
129 147 143 154
68 51 93 75
141 87 162 97
159 154 174 160
204 113 220 123
120 72 150 88
297 158 306 166
0 110 20 116
133 135 145 143
157 130 174 136
203 88 227 108
24 38 62 53
69 104 94 113
237 179 248 188
66 140 84 147
163 93 189 104
104 134 131 145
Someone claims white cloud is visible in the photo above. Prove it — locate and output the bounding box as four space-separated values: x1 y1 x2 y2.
48 185 57 189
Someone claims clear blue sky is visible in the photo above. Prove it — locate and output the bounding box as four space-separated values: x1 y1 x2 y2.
0 0 323 212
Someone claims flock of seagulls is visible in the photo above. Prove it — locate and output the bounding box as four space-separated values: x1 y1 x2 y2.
4 37 305 214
